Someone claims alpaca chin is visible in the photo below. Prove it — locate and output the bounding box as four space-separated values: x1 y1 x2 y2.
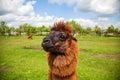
51 52 65 55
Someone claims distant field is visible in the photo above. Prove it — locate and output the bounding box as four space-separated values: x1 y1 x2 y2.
0 36 120 80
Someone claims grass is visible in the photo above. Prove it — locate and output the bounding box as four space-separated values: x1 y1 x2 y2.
0 36 120 80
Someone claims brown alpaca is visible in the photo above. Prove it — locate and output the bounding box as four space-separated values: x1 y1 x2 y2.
42 22 79 80
28 34 32 39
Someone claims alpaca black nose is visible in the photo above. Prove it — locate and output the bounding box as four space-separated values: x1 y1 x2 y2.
43 39 50 44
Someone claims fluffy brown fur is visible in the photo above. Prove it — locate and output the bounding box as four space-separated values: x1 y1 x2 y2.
44 22 79 80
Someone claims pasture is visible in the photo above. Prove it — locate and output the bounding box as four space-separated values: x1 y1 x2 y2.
0 36 120 80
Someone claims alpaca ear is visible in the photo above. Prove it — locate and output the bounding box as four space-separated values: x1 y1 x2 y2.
71 35 77 42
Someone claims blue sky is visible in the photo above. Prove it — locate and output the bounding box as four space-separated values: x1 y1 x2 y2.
34 0 95 19
0 0 120 29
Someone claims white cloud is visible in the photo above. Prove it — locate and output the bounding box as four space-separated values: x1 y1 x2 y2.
0 0 23 14
0 0 119 30
49 0 120 16
90 0 119 15
0 0 36 16
0 12 65 27
97 17 109 21
0 0 66 27
68 18 98 28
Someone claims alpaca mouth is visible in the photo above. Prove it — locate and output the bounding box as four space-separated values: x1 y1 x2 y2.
43 46 54 52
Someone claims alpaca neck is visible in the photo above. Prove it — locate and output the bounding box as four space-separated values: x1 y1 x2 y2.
52 52 65 56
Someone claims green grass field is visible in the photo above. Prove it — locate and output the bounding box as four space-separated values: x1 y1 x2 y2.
0 36 120 80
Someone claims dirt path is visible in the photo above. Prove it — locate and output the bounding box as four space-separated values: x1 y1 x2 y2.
23 46 43 50
91 54 120 59
80 49 89 53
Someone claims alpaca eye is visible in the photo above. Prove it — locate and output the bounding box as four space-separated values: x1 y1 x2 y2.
59 34 66 41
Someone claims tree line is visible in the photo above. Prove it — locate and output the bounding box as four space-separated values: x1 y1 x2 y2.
67 21 120 37
0 21 50 36
0 21 120 37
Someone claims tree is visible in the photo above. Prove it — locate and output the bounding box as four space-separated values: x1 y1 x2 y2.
94 25 102 36
114 28 119 34
15 28 21 35
6 27 11 36
66 20 83 36
10 27 16 33
84 27 92 34
107 25 115 33
37 25 47 35
43 27 50 35
17 23 37 35
25 25 36 35
0 21 8 35
17 25 23 35
21 23 29 35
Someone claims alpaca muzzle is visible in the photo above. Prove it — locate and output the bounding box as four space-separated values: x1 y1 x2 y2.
42 37 54 52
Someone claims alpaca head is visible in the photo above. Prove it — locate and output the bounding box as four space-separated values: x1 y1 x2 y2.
42 22 77 54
